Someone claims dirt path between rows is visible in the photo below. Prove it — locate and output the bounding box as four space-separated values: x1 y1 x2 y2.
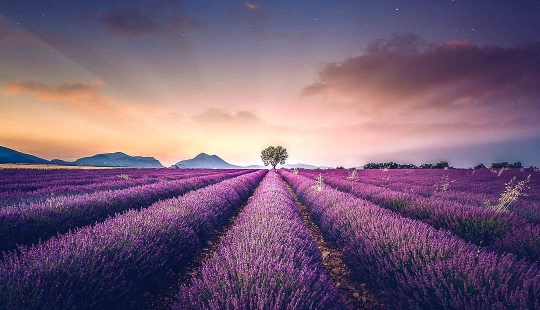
143 190 257 309
283 181 387 310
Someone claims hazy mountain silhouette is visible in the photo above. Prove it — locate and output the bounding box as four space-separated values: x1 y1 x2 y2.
0 147 163 168
71 152 163 168
0 146 49 164
173 153 240 169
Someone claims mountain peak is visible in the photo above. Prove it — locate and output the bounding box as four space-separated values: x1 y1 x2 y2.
194 152 211 158
174 153 239 169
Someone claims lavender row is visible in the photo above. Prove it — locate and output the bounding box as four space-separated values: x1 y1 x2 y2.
0 168 219 194
0 170 266 309
0 169 220 207
0 170 251 252
433 189 540 224
321 168 540 199
0 168 215 195
302 171 540 261
0 168 151 189
314 169 540 219
281 171 540 310
175 171 346 309
0 177 159 207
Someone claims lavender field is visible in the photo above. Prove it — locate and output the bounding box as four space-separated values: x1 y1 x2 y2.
0 167 539 309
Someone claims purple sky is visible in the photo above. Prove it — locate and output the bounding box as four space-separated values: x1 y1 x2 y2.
1 1 539 167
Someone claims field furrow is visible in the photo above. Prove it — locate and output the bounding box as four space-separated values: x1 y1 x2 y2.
0 169 251 253
309 169 540 224
281 170 540 309
0 169 223 206
301 170 540 262
284 181 385 309
0 170 266 309
174 171 347 309
145 175 258 309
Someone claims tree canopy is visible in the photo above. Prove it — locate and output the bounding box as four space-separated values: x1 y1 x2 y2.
261 146 288 169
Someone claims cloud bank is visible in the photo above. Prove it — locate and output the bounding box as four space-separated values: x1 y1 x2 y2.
302 34 540 121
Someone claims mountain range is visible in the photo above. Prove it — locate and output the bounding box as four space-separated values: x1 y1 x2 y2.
52 152 163 168
0 147 163 168
0 146 331 169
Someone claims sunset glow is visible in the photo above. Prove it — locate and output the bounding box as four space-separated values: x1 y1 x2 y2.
1 1 539 167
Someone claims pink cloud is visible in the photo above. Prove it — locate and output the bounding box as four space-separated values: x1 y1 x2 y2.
2 80 112 109
302 34 540 121
245 2 260 11
192 108 260 123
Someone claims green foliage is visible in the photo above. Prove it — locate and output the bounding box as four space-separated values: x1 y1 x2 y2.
490 161 522 169
510 161 523 168
491 162 509 169
419 161 451 169
433 161 450 169
474 163 486 169
260 146 288 169
364 162 418 169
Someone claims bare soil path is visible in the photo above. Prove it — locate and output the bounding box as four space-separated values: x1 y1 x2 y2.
143 192 256 309
283 181 387 310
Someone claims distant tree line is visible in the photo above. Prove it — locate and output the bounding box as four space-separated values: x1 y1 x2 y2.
474 161 523 169
362 161 527 170
363 161 450 169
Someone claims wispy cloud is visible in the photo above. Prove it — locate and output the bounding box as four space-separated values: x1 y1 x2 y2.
101 6 160 37
192 108 260 123
2 80 112 109
169 15 206 29
100 5 205 37
245 2 260 11
1 78 187 122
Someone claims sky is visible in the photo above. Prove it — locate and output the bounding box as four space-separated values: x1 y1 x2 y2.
1 0 540 167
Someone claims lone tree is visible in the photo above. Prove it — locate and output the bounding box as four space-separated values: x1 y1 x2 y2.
261 146 288 170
